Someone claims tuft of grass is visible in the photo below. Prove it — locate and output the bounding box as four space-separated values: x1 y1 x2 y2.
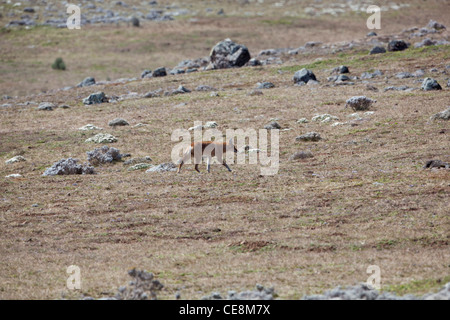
51 57 66 70
383 276 450 296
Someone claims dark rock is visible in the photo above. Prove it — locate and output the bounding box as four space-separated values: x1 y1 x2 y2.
387 40 408 52
152 67 167 77
369 46 386 55
423 160 449 169
209 39 251 69
37 102 55 111
293 68 317 84
367 31 377 37
339 65 349 74
264 121 281 130
108 118 129 127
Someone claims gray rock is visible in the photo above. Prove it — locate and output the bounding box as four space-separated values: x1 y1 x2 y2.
296 132 322 142
248 89 263 96
248 58 262 66
367 31 377 37
293 68 317 84
42 158 95 176
430 107 450 120
77 77 96 87
387 40 408 52
202 285 274 300
383 86 413 92
264 121 281 130
195 85 217 92
414 38 437 48
141 70 152 78
78 124 103 131
256 82 275 89
146 162 177 172
87 145 122 165
108 118 129 127
345 96 376 111
144 88 163 98
37 102 55 110
427 20 446 30
209 38 251 69
421 77 442 91
395 72 414 79
369 46 386 55
360 70 383 79
130 16 140 27
83 92 107 105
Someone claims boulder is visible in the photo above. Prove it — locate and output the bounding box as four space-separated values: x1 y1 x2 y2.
209 39 251 69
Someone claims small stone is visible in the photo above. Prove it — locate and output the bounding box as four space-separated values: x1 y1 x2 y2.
256 82 275 89
296 132 322 142
297 118 309 124
264 121 281 130
108 118 129 127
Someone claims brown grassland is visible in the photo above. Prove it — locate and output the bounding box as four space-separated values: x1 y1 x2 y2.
0 0 449 299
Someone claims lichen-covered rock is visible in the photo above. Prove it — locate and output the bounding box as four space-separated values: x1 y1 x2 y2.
146 162 177 172
345 96 376 111
86 145 122 165
85 133 117 143
312 114 339 123
430 107 450 121
42 158 95 176
421 78 442 91
5 155 26 164
128 163 154 171
83 92 108 105
209 38 251 69
78 124 103 131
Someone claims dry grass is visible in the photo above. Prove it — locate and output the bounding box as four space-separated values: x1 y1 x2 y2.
0 0 449 300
